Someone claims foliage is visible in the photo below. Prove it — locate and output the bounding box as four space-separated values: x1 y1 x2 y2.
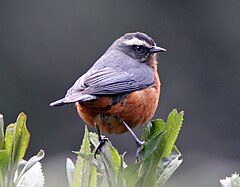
0 113 45 187
67 109 184 187
220 173 240 187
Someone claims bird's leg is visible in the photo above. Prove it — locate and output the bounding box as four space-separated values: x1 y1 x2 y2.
122 121 145 160
94 123 108 158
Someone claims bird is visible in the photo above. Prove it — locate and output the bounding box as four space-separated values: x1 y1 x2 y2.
50 32 166 158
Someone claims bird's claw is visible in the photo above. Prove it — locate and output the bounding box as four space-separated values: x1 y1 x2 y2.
94 135 108 158
136 141 145 161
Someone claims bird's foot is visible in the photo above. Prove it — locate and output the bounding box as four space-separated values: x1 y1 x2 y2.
94 124 109 158
136 140 145 161
94 135 108 158
122 121 145 161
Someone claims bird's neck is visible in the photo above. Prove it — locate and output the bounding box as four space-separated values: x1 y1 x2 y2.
148 54 158 70
148 54 160 92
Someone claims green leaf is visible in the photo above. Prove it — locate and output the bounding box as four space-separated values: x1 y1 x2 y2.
0 150 9 175
0 114 6 187
5 123 15 169
139 131 164 161
79 126 91 154
122 122 163 187
72 126 96 187
156 146 182 186
4 113 31 187
0 114 4 150
122 109 184 187
135 156 159 187
0 113 45 187
0 114 8 176
120 160 142 187
69 109 184 187
110 146 121 176
13 112 30 165
5 124 15 155
141 119 165 142
89 165 97 187
89 132 121 187
160 109 184 157
5 113 31 171
88 132 99 148
122 156 158 187
0 167 4 187
220 173 240 187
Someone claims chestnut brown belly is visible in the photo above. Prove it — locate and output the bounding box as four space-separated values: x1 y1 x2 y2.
76 86 160 134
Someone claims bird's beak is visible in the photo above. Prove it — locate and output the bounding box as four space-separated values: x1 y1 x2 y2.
149 45 166 53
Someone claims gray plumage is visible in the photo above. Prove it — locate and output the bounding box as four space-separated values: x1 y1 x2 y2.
50 32 159 107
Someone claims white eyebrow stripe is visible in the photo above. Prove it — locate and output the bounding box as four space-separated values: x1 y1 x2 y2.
124 37 152 48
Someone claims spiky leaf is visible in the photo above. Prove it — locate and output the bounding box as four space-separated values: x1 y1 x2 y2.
220 173 240 187
16 162 44 187
72 126 96 187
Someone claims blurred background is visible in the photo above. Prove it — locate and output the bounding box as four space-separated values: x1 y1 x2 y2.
1 0 240 186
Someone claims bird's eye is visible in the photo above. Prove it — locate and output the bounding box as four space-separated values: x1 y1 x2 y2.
134 45 144 53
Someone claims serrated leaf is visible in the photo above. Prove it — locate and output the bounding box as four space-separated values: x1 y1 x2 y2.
109 145 121 176
160 109 184 157
79 126 91 154
140 110 183 187
220 173 240 187
66 158 75 187
122 110 184 187
73 126 96 187
156 146 182 186
69 110 183 187
16 162 44 187
15 150 45 185
88 132 99 148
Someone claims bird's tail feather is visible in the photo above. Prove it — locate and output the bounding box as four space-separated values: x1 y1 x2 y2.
50 98 66 107
50 94 97 107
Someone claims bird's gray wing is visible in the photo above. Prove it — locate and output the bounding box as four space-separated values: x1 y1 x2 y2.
82 67 153 95
50 66 154 106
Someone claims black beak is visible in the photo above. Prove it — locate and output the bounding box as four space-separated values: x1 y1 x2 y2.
149 45 166 53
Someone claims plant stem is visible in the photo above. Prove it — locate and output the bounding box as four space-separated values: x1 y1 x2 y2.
0 169 5 187
6 167 15 187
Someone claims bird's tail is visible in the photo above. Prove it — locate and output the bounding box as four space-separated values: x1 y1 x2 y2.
50 94 97 107
50 98 66 107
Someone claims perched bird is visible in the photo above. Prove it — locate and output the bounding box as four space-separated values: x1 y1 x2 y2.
50 32 166 157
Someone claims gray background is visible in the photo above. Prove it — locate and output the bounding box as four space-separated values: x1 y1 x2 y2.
1 1 240 186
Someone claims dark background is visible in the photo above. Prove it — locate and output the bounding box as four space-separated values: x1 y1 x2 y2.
1 1 240 186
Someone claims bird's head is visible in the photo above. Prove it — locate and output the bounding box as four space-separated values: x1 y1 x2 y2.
109 32 166 63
